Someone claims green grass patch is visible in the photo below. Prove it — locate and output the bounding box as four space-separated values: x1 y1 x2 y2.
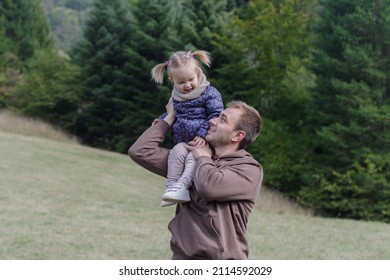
1 131 389 259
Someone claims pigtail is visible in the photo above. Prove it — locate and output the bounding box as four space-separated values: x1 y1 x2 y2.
192 50 212 68
151 63 168 84
152 50 212 84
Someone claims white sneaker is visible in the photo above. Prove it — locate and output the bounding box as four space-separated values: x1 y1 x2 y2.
162 183 191 203
160 201 176 207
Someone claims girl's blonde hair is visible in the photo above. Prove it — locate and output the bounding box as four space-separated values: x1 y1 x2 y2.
151 50 211 84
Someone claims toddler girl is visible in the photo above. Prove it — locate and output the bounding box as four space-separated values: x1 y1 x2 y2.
151 50 224 207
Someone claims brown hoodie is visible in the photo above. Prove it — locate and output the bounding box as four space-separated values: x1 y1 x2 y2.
128 120 263 259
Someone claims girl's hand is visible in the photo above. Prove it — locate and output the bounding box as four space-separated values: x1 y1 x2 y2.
163 97 176 125
185 141 212 159
166 97 174 114
189 136 206 148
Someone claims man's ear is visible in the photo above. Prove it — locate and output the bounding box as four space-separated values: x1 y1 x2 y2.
232 131 245 143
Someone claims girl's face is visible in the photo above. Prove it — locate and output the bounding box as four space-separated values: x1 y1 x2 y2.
169 66 199 94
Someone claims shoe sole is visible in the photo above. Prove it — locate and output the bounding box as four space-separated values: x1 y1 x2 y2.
160 201 176 207
162 197 191 203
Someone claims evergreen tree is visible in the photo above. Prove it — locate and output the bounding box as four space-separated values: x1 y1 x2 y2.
214 0 316 113
0 4 8 61
0 0 55 108
0 4 12 107
121 0 176 149
9 50 81 131
302 0 390 222
174 0 231 82
130 0 176 60
1 0 54 62
173 0 228 50
72 0 138 151
213 0 317 195
226 0 248 10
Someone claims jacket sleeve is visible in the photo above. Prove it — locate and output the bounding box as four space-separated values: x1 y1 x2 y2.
196 87 224 138
158 112 168 120
193 156 263 203
128 121 170 177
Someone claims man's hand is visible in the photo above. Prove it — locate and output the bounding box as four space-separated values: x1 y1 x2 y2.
189 136 206 148
186 141 212 159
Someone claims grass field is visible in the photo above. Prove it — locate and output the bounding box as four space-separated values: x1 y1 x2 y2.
1 112 389 260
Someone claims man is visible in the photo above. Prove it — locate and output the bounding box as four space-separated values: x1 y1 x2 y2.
128 99 263 259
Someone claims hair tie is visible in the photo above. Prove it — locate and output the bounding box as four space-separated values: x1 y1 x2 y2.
165 59 171 67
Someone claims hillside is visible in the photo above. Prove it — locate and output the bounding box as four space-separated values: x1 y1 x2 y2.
1 129 389 259
42 0 94 52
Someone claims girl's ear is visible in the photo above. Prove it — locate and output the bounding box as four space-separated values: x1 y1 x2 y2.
167 75 174 85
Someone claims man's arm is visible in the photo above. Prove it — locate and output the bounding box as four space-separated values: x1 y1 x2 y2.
193 156 263 203
128 99 176 177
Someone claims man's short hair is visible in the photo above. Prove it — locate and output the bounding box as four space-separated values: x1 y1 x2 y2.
227 100 262 149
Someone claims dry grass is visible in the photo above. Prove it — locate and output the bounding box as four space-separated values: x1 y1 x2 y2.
0 110 311 216
0 110 79 144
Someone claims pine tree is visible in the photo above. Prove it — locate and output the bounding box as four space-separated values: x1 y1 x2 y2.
172 0 228 50
226 0 248 10
174 0 231 82
0 4 9 61
302 0 390 222
121 0 177 149
0 4 11 106
214 0 316 113
1 0 54 62
72 0 138 151
213 0 317 194
0 0 55 108
9 50 82 130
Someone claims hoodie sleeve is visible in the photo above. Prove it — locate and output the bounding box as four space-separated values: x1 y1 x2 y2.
193 155 263 203
158 112 168 120
128 120 171 177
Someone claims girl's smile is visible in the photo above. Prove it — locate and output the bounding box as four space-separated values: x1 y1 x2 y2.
170 66 199 94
